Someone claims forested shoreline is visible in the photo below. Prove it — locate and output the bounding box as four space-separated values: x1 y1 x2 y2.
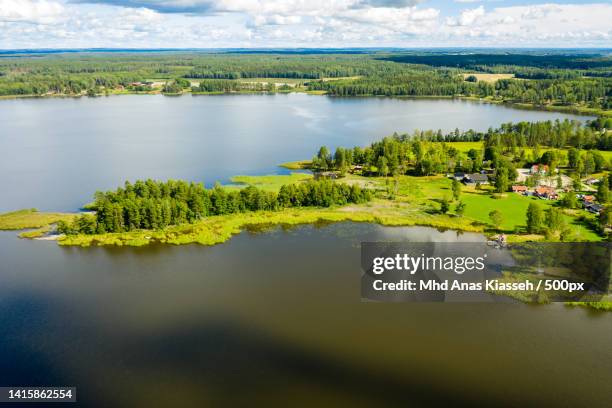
309 76 610 109
0 51 609 115
312 119 611 179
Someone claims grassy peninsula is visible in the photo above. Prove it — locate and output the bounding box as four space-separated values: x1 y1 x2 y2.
0 209 78 238
1 118 610 310
3 118 610 246
1 173 605 246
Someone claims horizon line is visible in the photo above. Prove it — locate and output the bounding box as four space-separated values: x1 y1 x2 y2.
1 46 611 54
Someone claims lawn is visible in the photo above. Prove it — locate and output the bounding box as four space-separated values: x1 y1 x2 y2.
446 141 483 153
460 189 601 240
345 174 601 241
461 191 530 230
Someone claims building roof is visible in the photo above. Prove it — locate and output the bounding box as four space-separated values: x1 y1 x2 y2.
535 186 556 195
531 164 549 173
467 173 488 182
586 203 604 212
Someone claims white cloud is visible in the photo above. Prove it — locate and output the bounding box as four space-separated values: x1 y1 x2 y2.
341 6 438 24
0 0 65 24
249 14 302 27
440 4 611 45
0 1 610 48
446 6 485 26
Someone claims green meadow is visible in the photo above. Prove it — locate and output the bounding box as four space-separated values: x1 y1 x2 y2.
0 208 77 230
227 173 313 191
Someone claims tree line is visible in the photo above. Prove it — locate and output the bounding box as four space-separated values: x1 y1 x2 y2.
483 119 611 151
311 120 610 181
3 51 609 111
308 74 610 108
191 79 284 93
381 53 612 71
57 179 371 235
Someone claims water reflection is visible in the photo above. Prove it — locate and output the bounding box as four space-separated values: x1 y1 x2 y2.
0 94 592 212
0 224 610 407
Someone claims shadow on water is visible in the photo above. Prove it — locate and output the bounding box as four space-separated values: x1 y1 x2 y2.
0 291 507 408
1 224 611 407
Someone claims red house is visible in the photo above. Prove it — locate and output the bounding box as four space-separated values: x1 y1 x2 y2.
512 185 528 194
534 186 558 200
530 164 549 175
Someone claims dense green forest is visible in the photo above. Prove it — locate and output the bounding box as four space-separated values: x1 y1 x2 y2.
311 119 611 178
0 53 381 96
382 54 612 73
57 178 371 234
308 73 610 108
0 51 609 113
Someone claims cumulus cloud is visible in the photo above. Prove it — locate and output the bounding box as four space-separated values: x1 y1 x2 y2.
0 1 610 48
248 14 301 27
445 5 485 26
440 4 611 45
0 0 65 24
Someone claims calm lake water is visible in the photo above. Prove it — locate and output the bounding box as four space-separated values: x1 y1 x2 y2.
0 94 593 212
1 223 611 407
0 95 609 407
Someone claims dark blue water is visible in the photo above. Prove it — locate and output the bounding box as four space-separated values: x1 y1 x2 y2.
1 224 610 407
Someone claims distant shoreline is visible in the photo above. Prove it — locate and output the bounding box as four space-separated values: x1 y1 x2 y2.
0 91 606 118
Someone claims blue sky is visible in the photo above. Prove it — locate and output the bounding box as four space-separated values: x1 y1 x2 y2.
0 0 610 49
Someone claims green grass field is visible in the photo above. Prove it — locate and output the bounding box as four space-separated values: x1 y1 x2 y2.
445 141 483 153
461 190 600 240
0 208 77 230
344 174 602 241
227 173 313 192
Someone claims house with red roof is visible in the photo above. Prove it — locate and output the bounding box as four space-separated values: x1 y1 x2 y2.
534 186 558 200
530 164 549 175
